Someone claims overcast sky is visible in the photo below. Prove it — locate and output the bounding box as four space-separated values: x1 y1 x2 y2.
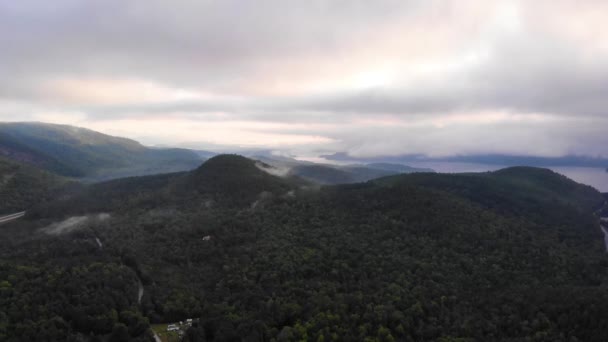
1 0 608 158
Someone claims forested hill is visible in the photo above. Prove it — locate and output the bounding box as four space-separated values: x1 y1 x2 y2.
375 167 605 238
177 155 301 205
0 122 203 179
0 157 69 215
28 155 304 218
2 156 608 341
376 166 602 212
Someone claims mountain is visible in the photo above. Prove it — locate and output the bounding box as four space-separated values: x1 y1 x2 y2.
375 166 604 243
191 149 218 159
0 122 203 179
177 154 301 206
29 155 304 217
0 157 70 215
2 156 608 341
377 166 603 212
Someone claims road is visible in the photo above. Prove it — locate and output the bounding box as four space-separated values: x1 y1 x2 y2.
595 201 608 252
0 211 25 224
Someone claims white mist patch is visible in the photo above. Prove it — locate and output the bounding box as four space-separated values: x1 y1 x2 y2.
42 216 88 235
255 162 291 177
42 213 111 235
0 174 14 188
251 191 273 210
97 213 111 220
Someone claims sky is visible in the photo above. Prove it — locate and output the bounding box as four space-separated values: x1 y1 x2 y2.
1 0 608 159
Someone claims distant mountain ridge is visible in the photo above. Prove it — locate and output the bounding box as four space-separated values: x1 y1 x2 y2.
0 122 204 180
324 152 608 168
254 155 433 184
365 162 434 173
0 122 440 185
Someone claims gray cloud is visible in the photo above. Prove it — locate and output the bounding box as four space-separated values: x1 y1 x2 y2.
1 0 608 158
1 0 419 91
67 30 608 122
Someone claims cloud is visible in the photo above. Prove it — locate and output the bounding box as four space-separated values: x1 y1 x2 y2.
2 0 608 158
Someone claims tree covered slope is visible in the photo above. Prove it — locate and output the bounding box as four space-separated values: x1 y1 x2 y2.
376 166 603 212
375 167 605 242
0 122 203 179
0 157 68 215
1 156 608 341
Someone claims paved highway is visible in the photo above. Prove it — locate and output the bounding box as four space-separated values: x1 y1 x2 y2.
0 211 26 224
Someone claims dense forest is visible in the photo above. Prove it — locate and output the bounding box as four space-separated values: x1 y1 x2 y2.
1 155 608 341
0 157 72 215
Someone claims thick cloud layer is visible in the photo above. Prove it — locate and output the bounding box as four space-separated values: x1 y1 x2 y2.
1 0 608 157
